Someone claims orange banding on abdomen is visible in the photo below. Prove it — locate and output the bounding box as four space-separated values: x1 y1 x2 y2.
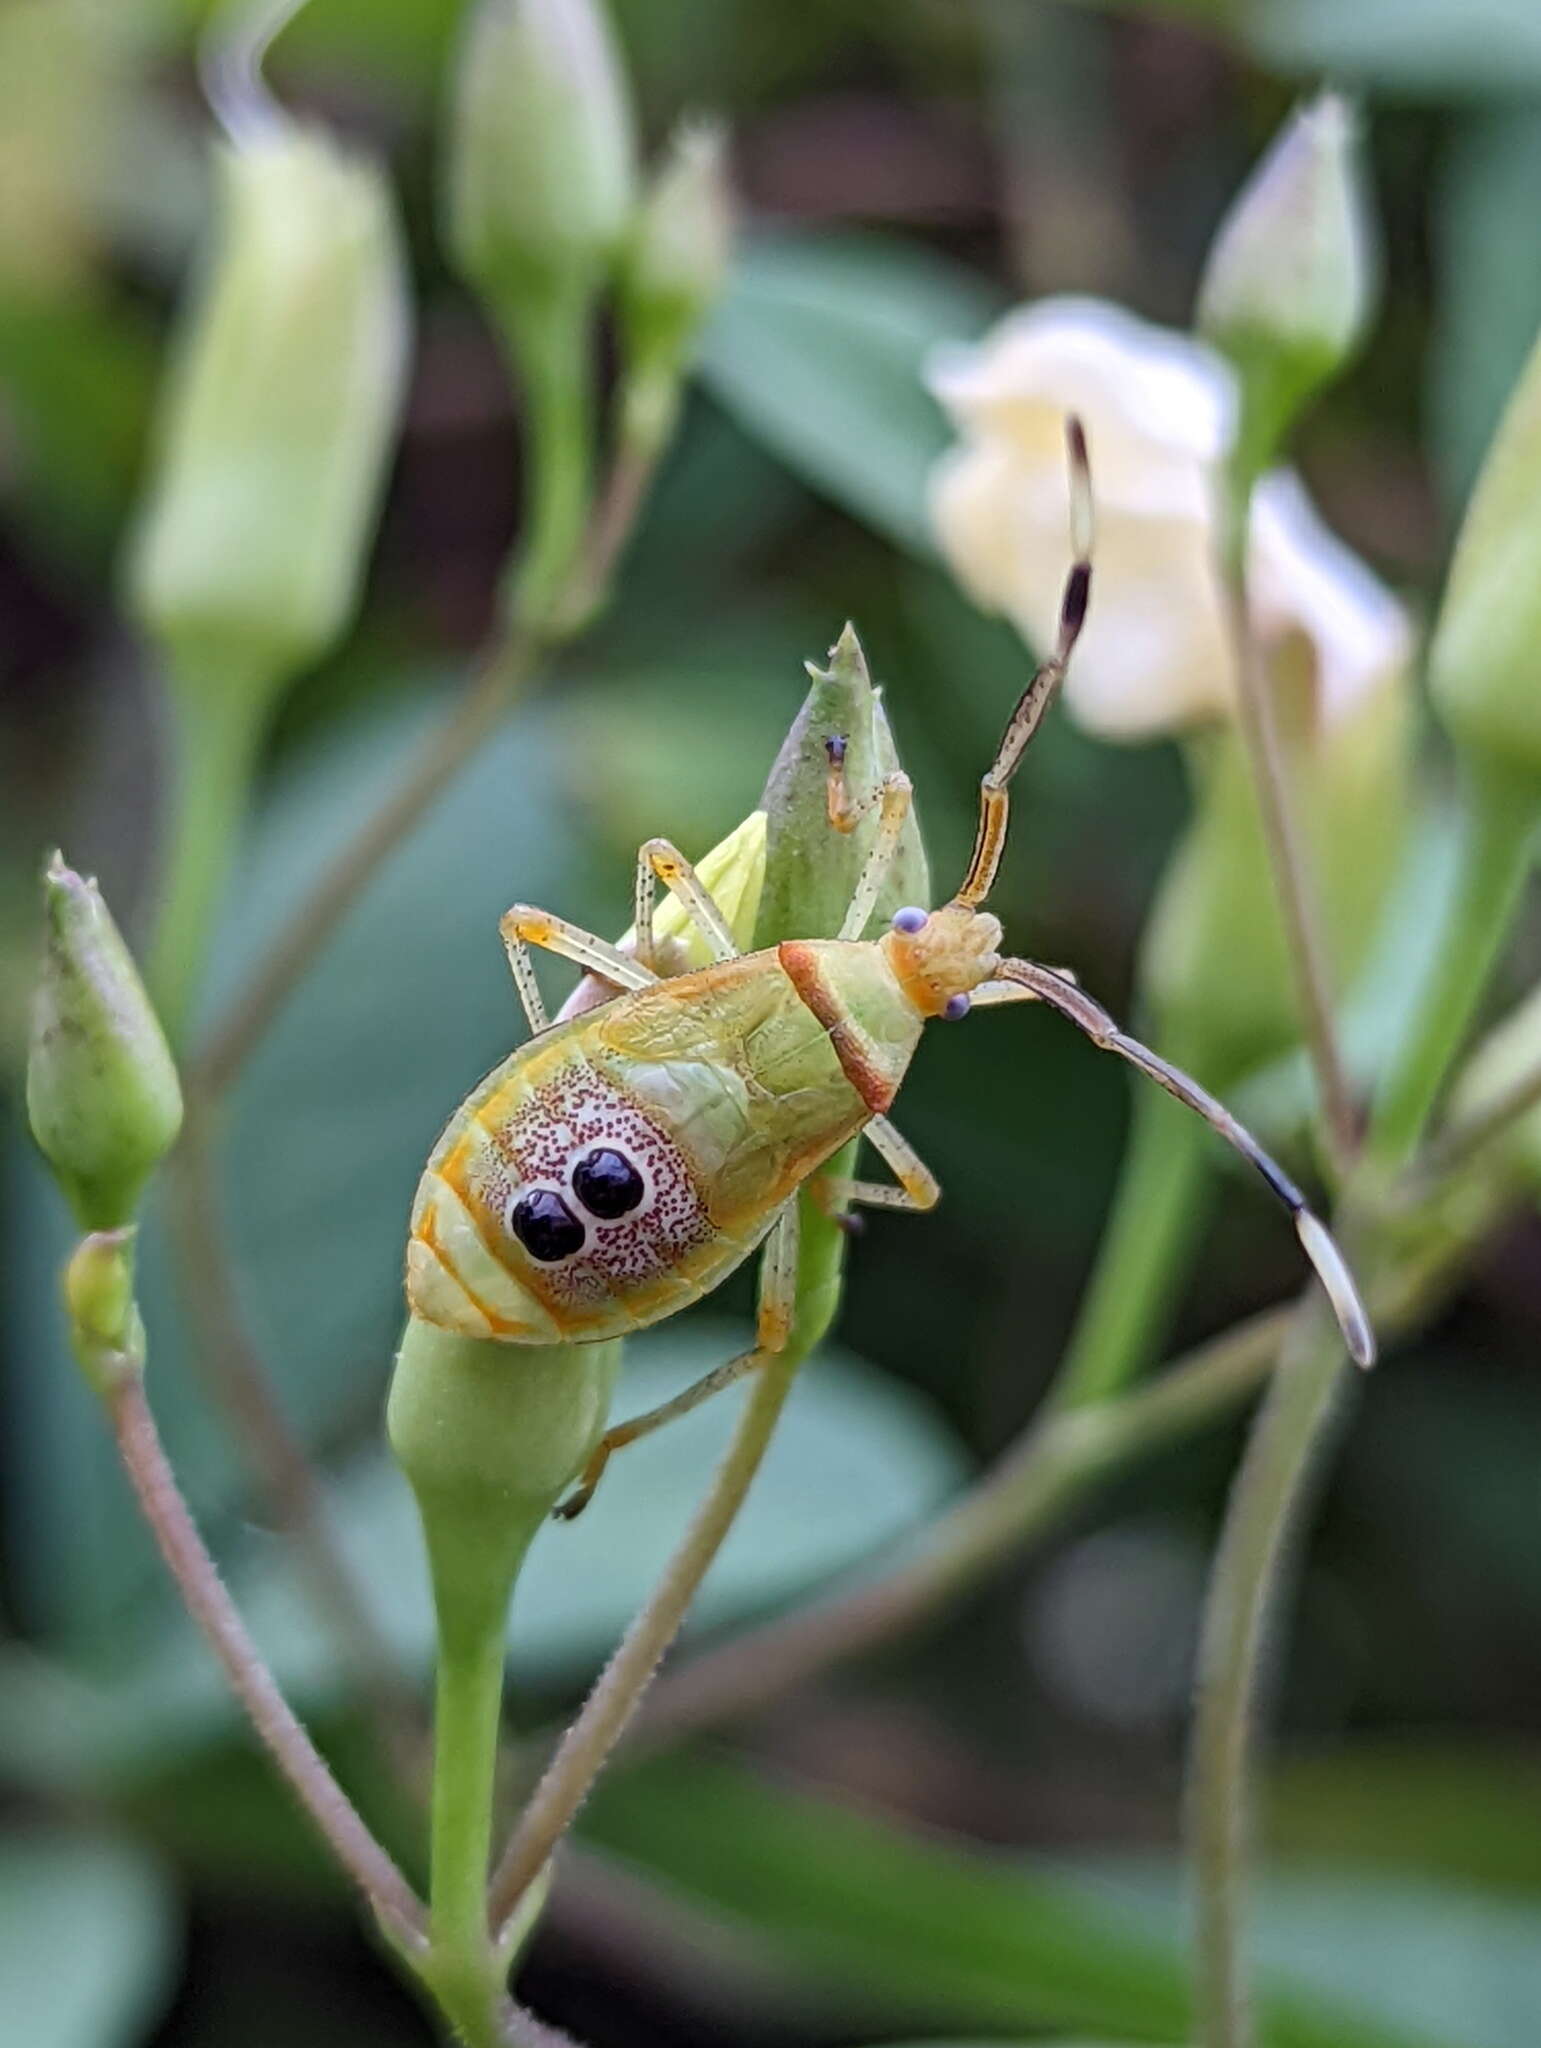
777 941 897 1114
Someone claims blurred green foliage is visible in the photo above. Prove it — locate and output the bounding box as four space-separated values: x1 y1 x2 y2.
6 1 1541 2045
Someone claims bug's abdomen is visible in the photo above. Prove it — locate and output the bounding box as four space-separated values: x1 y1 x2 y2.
407 1037 753 1342
406 950 881 1345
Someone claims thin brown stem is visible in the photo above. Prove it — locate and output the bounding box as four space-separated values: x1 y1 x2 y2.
196 627 539 1097
487 1350 802 1935
1218 484 1358 1173
106 1372 425 1942
167 1110 424 1781
630 1306 1288 1752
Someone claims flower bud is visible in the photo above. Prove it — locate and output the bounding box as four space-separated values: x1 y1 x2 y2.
388 1318 620 1650
1427 322 1541 782
445 0 635 313
618 118 732 443
126 123 409 694
28 854 183 1231
1197 93 1377 459
756 622 929 948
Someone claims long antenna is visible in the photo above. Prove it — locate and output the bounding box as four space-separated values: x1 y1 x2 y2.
952 416 1093 910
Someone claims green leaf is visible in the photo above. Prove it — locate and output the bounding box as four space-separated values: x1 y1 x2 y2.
0 1829 179 2048
697 231 1002 554
577 1756 1448 2048
1271 1741 1541 1899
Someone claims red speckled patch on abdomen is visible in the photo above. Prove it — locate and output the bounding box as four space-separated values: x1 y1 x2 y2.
450 1049 720 1329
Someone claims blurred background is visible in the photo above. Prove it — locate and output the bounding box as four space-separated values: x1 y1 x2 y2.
5 1 1541 2044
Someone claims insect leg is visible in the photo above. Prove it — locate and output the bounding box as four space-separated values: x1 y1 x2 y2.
823 741 915 942
993 957 1375 1368
819 1114 941 1213
554 1201 800 1520
634 837 740 970
500 905 659 1033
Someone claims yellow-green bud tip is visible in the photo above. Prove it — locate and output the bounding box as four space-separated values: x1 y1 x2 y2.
1197 92 1377 447
622 116 733 380
27 854 183 1231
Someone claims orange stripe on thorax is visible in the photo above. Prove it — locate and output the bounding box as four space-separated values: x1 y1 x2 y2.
778 941 896 1114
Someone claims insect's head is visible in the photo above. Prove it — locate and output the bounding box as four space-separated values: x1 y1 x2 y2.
882 902 1002 1019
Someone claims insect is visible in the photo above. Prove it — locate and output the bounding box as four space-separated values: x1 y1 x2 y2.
407 421 1374 1519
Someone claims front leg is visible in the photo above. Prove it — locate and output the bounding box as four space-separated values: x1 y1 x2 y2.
633 837 741 971
500 904 659 1036
554 1200 801 1520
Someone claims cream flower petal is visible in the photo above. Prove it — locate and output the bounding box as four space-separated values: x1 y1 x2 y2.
928 297 1233 523
1249 469 1413 726
925 293 1411 742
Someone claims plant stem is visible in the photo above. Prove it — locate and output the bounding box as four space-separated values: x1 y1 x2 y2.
195 627 539 1095
1368 755 1536 1169
501 282 597 637
486 1177 850 1938
1187 1299 1350 2048
166 1105 421 1777
106 1372 424 1943
149 678 266 1046
1051 1085 1213 1410
424 1609 509 2044
630 1304 1288 1753
1217 458 1357 1172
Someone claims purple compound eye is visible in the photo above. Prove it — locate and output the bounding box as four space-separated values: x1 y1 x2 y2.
943 994 971 1022
891 906 928 934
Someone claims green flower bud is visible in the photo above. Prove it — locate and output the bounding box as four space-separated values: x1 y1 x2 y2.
1197 93 1377 464
1144 670 1411 1085
1428 322 1541 782
617 119 732 448
388 1318 621 1646
445 0 636 312
755 622 929 949
27 854 183 1232
126 123 409 693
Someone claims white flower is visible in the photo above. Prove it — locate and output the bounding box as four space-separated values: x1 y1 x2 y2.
927 297 1410 740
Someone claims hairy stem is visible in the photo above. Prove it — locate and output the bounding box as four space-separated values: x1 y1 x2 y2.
630 1304 1287 1752
167 1108 421 1778
1187 1301 1350 2048
1217 460 1357 1172
486 1176 850 1937
106 1372 424 1942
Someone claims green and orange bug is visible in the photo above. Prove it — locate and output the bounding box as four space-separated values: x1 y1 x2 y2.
406 420 1374 1518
